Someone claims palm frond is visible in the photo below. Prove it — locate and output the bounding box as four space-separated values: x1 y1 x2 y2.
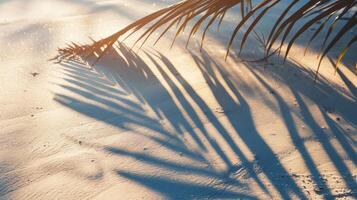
55 0 357 78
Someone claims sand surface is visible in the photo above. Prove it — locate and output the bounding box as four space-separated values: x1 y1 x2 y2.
0 0 356 199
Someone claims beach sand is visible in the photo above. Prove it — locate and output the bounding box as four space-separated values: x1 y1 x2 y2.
0 0 356 199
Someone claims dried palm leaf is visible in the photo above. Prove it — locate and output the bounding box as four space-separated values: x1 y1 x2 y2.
55 0 357 78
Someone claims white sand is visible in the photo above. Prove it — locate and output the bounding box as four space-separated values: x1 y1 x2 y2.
0 0 356 199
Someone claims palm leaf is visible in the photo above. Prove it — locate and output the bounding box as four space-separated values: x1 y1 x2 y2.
55 0 357 78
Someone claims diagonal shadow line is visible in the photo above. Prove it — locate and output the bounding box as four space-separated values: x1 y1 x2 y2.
59 78 142 110
56 42 356 199
295 93 357 193
106 146 235 182
56 45 271 198
115 170 256 199
59 62 130 95
246 56 357 198
56 91 201 161
327 57 357 99
247 67 335 199
145 51 228 157
58 46 209 152
192 50 307 199
54 94 160 132
321 112 357 164
108 44 208 150
154 50 272 195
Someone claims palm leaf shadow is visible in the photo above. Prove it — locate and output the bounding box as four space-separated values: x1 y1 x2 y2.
55 42 356 198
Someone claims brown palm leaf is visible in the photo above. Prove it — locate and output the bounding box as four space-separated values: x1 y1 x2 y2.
55 0 356 78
